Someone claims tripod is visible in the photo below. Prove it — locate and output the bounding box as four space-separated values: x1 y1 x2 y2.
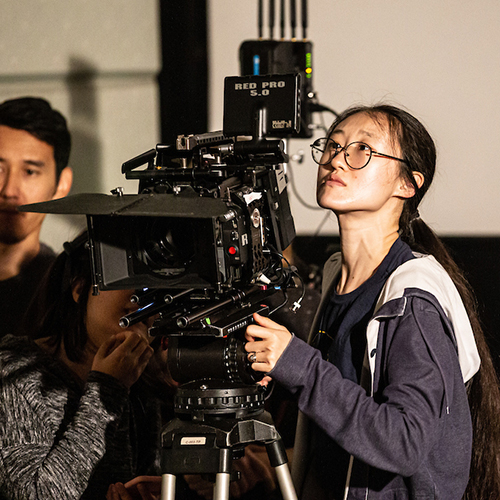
160 381 298 500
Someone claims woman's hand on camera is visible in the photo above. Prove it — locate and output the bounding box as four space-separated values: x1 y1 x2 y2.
245 313 292 373
92 331 154 389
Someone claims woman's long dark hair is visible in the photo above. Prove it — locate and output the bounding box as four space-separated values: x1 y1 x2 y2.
329 104 500 499
25 232 177 408
25 231 91 362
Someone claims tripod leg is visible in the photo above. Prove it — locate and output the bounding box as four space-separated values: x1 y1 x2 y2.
160 474 176 500
266 439 298 500
213 472 231 500
275 464 298 500
212 447 232 500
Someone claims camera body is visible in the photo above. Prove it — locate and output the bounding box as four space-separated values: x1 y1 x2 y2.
91 136 294 295
20 73 300 385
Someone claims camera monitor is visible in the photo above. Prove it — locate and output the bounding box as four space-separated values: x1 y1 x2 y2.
223 73 300 137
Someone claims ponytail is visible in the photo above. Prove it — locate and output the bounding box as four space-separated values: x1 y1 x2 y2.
402 217 500 499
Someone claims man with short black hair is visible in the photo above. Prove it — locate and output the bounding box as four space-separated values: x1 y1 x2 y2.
0 97 73 337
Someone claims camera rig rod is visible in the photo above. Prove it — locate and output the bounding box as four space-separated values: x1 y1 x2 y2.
131 288 195 307
119 299 168 328
175 286 260 330
131 288 159 306
122 288 197 328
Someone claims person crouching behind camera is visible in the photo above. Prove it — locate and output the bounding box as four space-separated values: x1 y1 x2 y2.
0 232 172 500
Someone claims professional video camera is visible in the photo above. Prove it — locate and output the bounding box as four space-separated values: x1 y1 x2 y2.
22 73 300 392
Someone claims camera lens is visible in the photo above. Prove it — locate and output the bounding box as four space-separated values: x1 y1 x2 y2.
167 335 263 386
139 218 195 275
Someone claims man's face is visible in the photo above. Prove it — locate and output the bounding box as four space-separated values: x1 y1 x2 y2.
0 125 67 245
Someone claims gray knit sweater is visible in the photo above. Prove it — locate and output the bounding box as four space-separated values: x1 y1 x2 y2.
0 335 162 500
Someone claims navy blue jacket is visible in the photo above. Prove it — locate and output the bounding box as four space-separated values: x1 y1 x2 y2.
271 252 480 499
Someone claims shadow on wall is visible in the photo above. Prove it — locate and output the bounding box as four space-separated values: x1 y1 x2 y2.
66 56 102 195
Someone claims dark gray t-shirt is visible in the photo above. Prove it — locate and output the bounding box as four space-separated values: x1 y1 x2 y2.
315 238 415 383
0 244 55 338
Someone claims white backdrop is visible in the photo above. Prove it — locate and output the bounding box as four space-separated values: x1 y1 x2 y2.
208 0 500 236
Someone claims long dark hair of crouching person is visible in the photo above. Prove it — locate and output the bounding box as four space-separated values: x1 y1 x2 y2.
244 104 500 499
0 232 174 500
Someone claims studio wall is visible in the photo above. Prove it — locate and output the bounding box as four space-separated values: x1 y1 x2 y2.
0 0 161 251
207 0 500 237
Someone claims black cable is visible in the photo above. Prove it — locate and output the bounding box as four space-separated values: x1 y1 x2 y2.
287 156 336 236
264 250 305 314
309 101 339 117
287 161 323 211
313 211 332 237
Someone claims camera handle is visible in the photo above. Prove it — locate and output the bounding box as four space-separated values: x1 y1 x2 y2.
159 411 297 500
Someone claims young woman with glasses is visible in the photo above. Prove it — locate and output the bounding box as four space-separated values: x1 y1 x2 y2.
244 104 500 499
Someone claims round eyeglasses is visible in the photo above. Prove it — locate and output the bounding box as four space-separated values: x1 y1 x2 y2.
310 137 407 170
